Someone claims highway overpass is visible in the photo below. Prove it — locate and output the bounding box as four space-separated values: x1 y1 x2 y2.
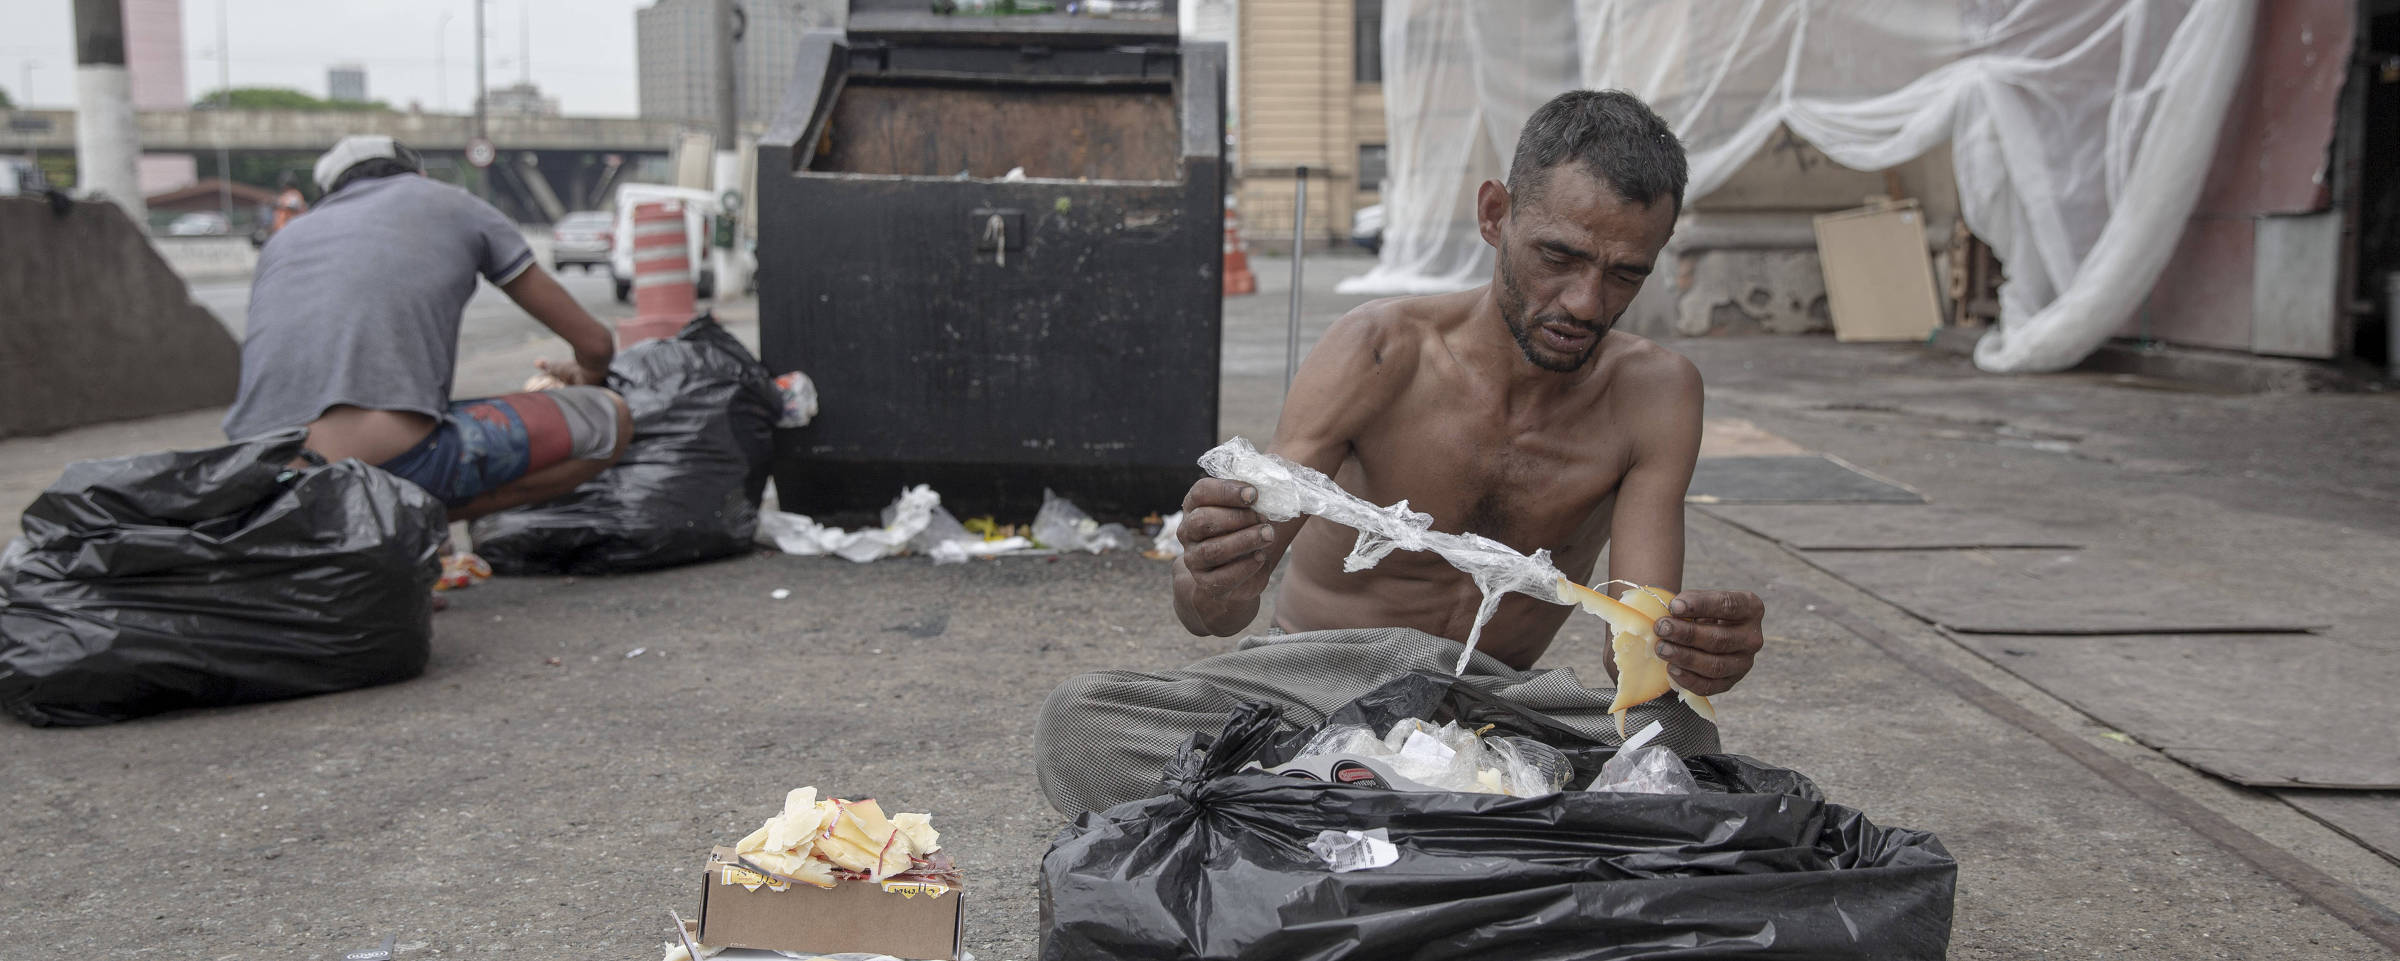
2 108 686 221
0 108 688 154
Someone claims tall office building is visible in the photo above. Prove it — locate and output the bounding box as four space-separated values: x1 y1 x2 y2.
122 0 187 110
636 0 844 131
123 0 196 196
328 63 368 103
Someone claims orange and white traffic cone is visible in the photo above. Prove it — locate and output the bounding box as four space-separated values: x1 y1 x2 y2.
618 200 696 347
1223 200 1257 296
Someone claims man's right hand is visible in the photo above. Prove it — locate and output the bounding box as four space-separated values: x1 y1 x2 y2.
1171 477 1279 635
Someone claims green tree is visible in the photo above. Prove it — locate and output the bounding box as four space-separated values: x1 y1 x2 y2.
193 87 392 112
0 85 15 110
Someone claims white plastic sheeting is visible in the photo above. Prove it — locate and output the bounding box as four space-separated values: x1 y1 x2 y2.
1338 0 2257 373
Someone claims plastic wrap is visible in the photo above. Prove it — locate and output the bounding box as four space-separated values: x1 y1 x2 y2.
1342 0 2258 374
0 430 445 726
1200 437 1567 671
1042 672 1957 960
1030 489 1138 554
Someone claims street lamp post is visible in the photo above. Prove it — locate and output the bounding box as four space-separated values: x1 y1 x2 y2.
215 0 232 222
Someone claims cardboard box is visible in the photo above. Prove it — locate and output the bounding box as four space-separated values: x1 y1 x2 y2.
697 847 964 960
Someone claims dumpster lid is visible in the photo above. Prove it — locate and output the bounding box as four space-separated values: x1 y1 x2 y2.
849 1 1177 47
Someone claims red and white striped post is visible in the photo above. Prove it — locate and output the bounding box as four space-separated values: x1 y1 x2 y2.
619 200 695 347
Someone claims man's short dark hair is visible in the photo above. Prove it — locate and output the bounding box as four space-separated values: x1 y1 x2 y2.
327 146 424 195
1505 89 1687 213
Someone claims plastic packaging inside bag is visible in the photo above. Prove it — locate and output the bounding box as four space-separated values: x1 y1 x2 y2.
1292 718 1573 797
1586 720 1697 795
1200 437 1569 672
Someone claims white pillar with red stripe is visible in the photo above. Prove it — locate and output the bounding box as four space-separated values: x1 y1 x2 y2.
621 200 696 347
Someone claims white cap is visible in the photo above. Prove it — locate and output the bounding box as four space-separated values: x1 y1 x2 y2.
313 135 410 194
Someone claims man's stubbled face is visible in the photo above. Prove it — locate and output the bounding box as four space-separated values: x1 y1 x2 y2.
1490 164 1679 374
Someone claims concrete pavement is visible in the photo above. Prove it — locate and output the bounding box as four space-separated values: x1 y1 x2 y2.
2 253 2397 958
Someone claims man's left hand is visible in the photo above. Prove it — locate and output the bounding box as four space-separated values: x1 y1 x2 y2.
1653 590 1765 696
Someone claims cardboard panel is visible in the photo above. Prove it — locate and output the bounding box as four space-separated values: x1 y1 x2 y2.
1685 455 1924 505
1696 503 2084 550
1804 548 2326 635
698 849 963 960
1947 632 2400 789
2275 791 2400 862
1814 200 1943 343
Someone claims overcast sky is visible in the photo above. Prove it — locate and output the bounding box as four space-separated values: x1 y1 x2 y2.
2 0 651 116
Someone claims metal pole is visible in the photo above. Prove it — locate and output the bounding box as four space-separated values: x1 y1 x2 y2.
474 0 488 197
215 1 230 221
437 12 451 112
1284 166 1308 395
712 0 737 144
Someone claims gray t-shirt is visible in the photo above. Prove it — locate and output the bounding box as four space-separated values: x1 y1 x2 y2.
221 174 535 441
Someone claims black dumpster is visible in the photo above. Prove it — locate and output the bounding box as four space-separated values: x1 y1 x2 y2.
757 1 1225 524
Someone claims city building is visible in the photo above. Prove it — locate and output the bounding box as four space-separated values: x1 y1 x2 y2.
122 0 195 195
482 81 561 118
328 63 367 103
636 0 844 132
1235 0 1383 247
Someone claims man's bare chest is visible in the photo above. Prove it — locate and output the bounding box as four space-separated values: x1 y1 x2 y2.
1346 408 1632 553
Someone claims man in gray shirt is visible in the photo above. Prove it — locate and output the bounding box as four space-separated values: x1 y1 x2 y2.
223 136 631 521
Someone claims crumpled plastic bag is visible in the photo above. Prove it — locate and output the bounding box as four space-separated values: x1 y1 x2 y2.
774 371 818 429
1031 489 1138 554
757 486 942 563
1199 437 1568 672
0 429 445 726
470 316 780 575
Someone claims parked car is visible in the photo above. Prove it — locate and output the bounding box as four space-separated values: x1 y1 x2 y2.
1350 203 1384 255
608 184 740 303
550 210 614 272
167 212 231 236
0 157 48 197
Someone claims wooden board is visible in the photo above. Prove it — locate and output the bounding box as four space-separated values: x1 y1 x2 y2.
1805 548 2327 635
1685 455 1924 505
1696 503 2085 550
1946 631 2400 789
1815 199 1944 342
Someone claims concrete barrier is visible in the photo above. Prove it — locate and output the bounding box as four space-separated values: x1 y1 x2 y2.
152 236 259 284
0 198 241 439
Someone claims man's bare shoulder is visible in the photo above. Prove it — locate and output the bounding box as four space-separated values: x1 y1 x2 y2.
1318 289 1482 370
1598 331 1702 402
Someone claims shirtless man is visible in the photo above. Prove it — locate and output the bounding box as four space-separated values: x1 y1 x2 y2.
1035 90 1765 815
222 135 631 522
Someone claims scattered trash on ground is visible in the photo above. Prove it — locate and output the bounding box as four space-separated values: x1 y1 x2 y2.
434 551 493 591
757 486 1170 565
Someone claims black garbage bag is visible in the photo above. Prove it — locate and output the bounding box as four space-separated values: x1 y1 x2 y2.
1042 672 1957 960
0 429 445 727
469 315 780 574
